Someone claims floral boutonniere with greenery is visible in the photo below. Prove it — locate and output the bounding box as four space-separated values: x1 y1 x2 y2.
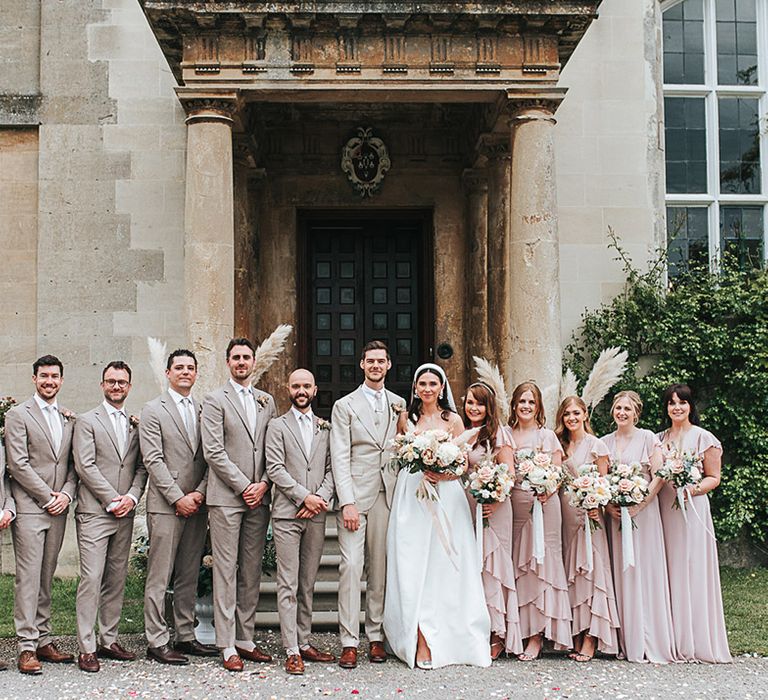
391 402 406 417
256 395 270 409
129 415 140 429
60 409 76 423
316 418 331 433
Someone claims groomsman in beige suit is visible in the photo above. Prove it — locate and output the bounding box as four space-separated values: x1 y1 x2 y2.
5 355 77 674
140 349 216 665
201 338 276 672
0 444 16 672
265 368 336 675
331 341 406 669
72 361 147 673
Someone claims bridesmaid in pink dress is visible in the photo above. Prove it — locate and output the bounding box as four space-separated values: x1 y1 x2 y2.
602 390 677 663
657 384 731 663
463 383 523 660
508 382 571 660
555 396 619 661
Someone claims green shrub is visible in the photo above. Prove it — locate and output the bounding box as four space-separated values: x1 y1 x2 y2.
565 232 768 543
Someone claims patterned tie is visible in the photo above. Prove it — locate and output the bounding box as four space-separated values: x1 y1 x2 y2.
373 390 384 426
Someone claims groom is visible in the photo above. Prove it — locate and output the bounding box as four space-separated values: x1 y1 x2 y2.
331 340 406 669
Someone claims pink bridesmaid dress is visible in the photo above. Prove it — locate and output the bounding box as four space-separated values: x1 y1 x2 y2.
511 428 572 649
602 429 677 663
466 427 523 656
657 426 731 663
559 434 619 654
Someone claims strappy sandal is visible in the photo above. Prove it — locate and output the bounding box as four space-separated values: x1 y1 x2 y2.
572 652 593 662
490 639 505 660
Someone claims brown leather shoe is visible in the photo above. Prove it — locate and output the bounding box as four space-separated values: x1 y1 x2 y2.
78 653 100 673
300 645 336 663
338 646 357 669
368 641 387 663
146 644 190 665
174 640 219 657
235 645 272 663
97 642 136 661
0 658 8 671
223 654 243 672
37 642 74 663
17 651 42 675
285 654 304 675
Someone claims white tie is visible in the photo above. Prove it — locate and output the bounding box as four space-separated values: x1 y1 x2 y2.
112 410 126 456
241 388 257 434
301 414 313 455
47 406 62 454
181 398 196 444
373 391 384 425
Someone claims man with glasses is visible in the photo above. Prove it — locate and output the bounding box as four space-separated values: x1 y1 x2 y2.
140 349 215 665
72 361 147 672
5 355 77 674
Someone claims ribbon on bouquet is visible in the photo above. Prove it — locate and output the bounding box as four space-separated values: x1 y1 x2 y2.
621 506 635 571
475 503 484 573
532 499 545 565
420 478 460 571
676 487 688 523
583 511 594 573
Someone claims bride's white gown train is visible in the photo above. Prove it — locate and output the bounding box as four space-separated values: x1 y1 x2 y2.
383 468 492 668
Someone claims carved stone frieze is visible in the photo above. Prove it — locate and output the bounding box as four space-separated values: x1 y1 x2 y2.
180 96 240 124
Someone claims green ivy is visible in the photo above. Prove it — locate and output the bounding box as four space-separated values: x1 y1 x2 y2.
565 232 768 543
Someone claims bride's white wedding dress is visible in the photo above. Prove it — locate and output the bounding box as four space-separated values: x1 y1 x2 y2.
383 444 491 668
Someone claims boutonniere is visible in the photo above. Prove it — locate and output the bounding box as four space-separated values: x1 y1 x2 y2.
316 418 331 433
256 395 270 409
129 415 140 429
391 402 406 417
60 409 76 423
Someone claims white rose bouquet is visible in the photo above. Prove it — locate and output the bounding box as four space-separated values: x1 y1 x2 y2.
467 450 514 528
607 460 650 570
657 445 702 515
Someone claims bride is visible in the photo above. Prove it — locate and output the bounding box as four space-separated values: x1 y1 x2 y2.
383 363 491 669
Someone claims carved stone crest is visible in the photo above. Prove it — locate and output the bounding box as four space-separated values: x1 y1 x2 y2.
341 127 390 197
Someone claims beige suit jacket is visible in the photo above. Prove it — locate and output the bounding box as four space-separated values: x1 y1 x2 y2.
4 397 76 513
265 411 334 520
0 446 16 518
201 383 276 510
330 386 405 512
139 392 208 514
73 406 147 514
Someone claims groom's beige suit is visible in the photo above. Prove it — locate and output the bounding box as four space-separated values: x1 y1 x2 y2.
330 385 405 648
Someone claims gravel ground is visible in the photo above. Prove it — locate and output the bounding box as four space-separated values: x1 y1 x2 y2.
0 633 765 700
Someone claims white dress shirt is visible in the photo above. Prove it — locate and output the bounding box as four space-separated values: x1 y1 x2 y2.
361 383 386 424
168 387 197 443
102 400 138 512
33 393 69 508
291 405 314 455
230 378 257 433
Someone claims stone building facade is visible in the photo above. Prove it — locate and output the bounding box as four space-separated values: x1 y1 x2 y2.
0 0 668 573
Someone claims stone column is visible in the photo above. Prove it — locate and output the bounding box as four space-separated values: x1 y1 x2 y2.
479 134 513 383
181 97 238 396
462 168 490 374
507 101 562 420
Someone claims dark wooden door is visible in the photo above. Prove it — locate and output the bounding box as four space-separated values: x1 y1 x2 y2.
299 214 432 417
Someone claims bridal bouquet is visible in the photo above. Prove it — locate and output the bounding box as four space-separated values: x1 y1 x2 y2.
515 449 564 564
390 429 470 500
467 451 514 528
565 463 611 533
607 460 649 570
657 446 702 515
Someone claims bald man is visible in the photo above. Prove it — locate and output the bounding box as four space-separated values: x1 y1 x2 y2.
265 369 335 675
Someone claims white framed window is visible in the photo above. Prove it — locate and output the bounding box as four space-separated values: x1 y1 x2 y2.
662 0 768 275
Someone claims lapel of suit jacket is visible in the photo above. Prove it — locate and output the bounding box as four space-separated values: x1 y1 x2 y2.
94 406 122 458
352 387 381 447
285 411 309 462
382 389 399 442
27 399 56 456
161 392 193 452
223 384 254 443
308 415 325 464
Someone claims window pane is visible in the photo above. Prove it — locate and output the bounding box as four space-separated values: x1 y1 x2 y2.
720 206 764 267
716 0 758 84
667 207 709 276
664 97 707 194
718 98 761 194
663 0 705 84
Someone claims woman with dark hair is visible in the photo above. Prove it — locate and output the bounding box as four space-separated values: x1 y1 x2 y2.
555 396 619 661
602 391 677 663
384 364 491 670
463 383 522 659
657 384 731 663
508 382 571 660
